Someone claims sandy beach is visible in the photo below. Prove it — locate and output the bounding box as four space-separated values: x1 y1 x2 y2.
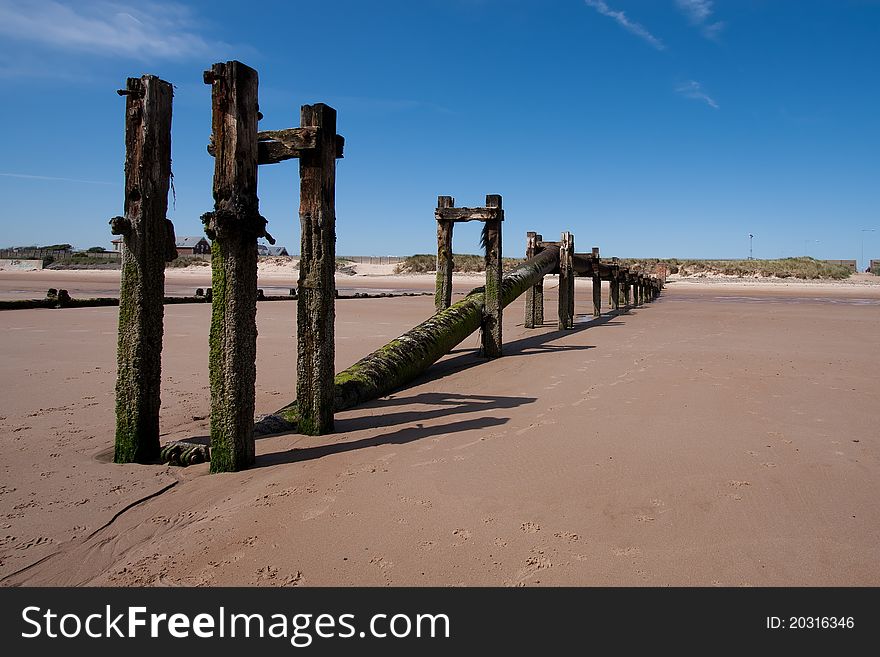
1 268 879 586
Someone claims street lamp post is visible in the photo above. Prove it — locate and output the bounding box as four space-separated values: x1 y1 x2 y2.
748 233 754 260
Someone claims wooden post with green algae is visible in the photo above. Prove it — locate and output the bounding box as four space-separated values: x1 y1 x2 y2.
558 232 574 330
297 103 339 436
435 196 455 311
202 61 264 472
482 194 503 358
112 74 175 465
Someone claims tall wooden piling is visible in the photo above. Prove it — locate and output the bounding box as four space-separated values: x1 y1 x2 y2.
297 103 339 435
202 61 263 472
482 194 503 358
524 232 545 328
435 196 455 311
111 75 174 464
610 267 620 313
623 273 631 308
558 232 574 330
524 232 538 328
591 246 601 317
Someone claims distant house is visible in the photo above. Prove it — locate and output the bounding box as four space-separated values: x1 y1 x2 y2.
111 238 123 252
176 236 211 256
257 244 289 256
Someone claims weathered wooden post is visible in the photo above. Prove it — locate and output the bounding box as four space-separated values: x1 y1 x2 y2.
635 276 643 306
482 195 503 358
111 75 175 464
623 272 631 308
591 246 601 317
610 264 620 313
297 103 339 435
435 196 455 311
558 232 574 330
524 231 539 328
202 61 264 472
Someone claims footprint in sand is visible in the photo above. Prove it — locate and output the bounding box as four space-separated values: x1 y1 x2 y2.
553 531 579 542
302 495 336 521
452 529 471 545
521 522 541 533
612 546 641 557
507 550 552 586
15 535 54 550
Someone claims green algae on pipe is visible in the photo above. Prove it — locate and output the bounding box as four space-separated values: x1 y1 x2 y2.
254 245 560 435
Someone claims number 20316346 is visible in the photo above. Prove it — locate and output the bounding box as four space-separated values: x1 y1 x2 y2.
766 617 855 630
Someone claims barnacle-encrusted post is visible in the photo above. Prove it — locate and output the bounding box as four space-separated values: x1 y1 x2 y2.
202 61 263 472
482 194 503 357
296 103 338 436
112 75 175 464
558 232 574 330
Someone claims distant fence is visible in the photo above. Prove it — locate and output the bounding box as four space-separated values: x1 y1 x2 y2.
823 259 857 272
338 255 405 265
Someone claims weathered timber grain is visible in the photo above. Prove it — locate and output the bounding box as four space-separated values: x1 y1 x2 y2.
256 246 561 434
524 232 539 328
112 75 173 465
610 268 620 312
558 232 574 330
592 246 601 317
435 196 455 311
482 194 503 358
434 207 504 222
297 103 338 436
202 61 263 472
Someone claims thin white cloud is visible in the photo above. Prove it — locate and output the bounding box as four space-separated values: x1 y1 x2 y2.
584 0 666 51
676 80 719 109
675 0 725 40
0 0 227 60
0 172 113 185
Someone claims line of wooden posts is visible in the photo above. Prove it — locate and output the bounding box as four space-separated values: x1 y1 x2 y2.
111 61 662 474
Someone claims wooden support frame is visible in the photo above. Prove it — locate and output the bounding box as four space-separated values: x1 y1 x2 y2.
111 74 175 465
433 194 505 357
207 87 344 438
524 232 545 328
558 232 575 330
202 60 262 472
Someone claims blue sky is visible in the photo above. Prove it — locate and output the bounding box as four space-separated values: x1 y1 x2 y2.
0 0 878 265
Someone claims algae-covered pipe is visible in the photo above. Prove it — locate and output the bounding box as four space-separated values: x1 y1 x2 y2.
254 245 560 434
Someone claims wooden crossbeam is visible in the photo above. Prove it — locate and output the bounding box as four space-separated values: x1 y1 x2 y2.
208 127 344 164
435 206 504 222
